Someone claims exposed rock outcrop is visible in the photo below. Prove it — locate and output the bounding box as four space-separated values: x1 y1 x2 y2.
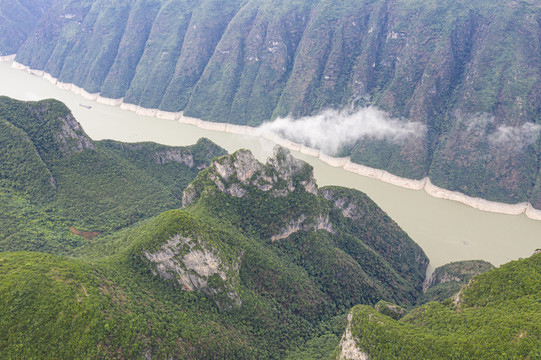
271 214 334 242
322 190 363 220
53 114 95 156
144 234 241 310
338 313 369 360
183 146 318 206
152 149 194 167
418 260 494 303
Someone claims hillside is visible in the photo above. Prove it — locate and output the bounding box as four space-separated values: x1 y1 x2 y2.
2 0 540 207
417 259 494 305
336 252 541 359
0 97 434 358
0 96 226 253
0 143 432 358
0 0 54 56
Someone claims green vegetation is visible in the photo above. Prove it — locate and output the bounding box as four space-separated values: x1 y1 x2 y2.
1 97 540 358
0 0 53 55
418 260 494 305
340 253 541 359
0 96 226 253
0 98 433 358
5 0 540 205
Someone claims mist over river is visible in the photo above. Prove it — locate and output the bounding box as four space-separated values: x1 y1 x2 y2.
1 60 539 268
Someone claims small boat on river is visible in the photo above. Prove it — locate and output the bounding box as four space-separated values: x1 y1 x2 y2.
79 103 92 109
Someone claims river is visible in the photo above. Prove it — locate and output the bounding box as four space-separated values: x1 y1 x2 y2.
0 60 539 269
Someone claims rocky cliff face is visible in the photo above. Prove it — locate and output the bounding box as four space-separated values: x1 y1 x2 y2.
144 233 242 310
337 313 369 360
5 0 539 206
182 147 430 306
53 113 95 156
417 259 494 304
183 146 318 206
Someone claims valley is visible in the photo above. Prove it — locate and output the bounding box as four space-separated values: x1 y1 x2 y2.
1 0 540 357
0 59 539 268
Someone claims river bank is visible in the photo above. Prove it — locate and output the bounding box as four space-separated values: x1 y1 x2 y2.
10 59 541 221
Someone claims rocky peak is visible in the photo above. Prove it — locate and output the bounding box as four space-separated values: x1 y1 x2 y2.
144 234 242 310
213 149 262 183
53 114 95 156
183 146 318 206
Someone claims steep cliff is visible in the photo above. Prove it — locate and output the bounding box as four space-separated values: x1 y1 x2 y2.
0 96 226 253
336 252 541 359
3 0 541 208
418 259 494 304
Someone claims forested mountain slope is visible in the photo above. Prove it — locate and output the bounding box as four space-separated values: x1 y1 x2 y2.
0 96 226 253
2 0 540 208
336 251 541 359
0 0 55 56
0 99 432 357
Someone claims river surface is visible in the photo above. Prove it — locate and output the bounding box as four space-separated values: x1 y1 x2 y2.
1 60 539 268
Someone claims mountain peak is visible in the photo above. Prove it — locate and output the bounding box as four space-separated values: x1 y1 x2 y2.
182 146 317 207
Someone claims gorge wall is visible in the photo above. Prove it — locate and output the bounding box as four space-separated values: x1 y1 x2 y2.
1 0 540 210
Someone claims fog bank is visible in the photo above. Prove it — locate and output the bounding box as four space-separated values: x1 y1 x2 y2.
258 107 426 155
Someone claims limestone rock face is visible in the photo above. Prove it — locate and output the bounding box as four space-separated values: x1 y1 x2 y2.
54 114 95 156
337 313 369 360
183 146 318 206
152 149 194 167
144 234 241 310
270 214 334 242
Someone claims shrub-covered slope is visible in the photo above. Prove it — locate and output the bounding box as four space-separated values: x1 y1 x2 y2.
181 147 429 306
336 252 541 359
4 0 541 206
0 145 431 359
0 0 54 56
0 96 226 253
417 259 494 305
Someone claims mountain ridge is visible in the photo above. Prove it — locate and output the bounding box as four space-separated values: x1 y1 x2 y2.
5 65 541 221
336 252 541 359
2 0 540 214
0 96 436 358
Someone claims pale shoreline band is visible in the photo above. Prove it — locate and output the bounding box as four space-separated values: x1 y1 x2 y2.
10 59 541 221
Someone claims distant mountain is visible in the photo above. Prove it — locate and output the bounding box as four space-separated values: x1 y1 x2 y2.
0 99 431 357
0 96 226 253
0 0 54 56
2 0 540 207
335 251 541 359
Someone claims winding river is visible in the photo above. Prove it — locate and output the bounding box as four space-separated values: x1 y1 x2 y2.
0 59 539 268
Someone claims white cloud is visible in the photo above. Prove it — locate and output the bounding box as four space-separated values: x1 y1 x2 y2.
488 123 541 151
257 107 426 155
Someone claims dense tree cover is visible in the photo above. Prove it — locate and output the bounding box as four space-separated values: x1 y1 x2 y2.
341 253 541 359
0 96 226 253
0 193 427 359
417 260 495 305
5 0 541 206
0 104 432 358
2 97 537 359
